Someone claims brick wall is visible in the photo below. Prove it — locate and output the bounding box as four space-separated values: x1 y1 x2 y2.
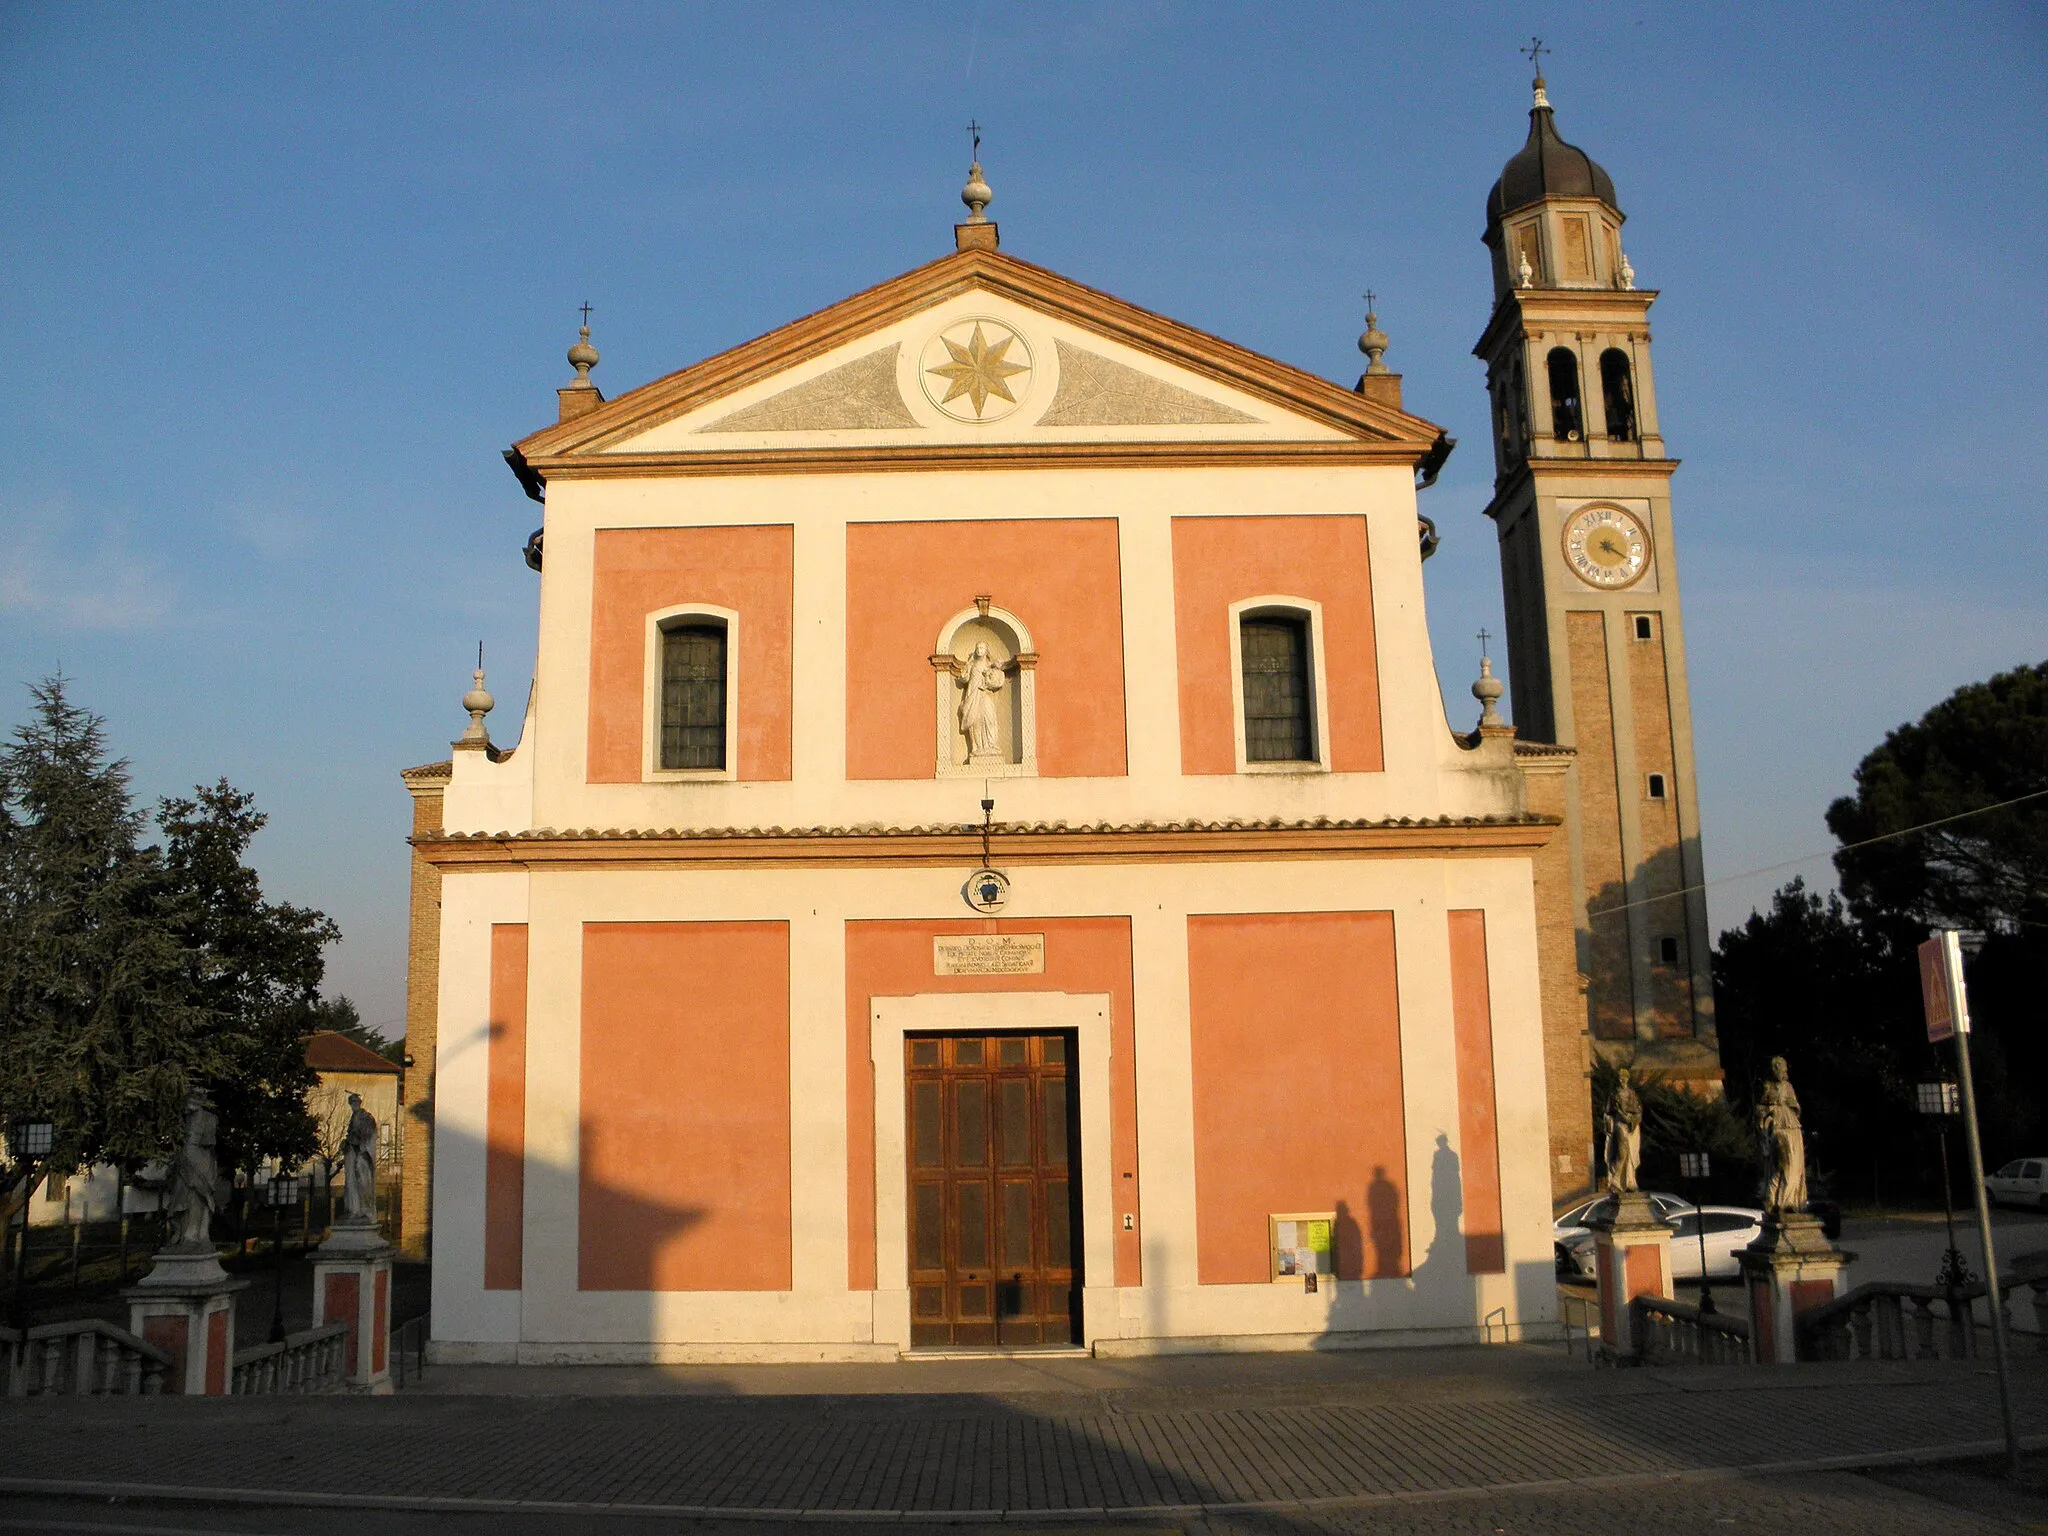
1519 748 1593 1204
1566 611 1633 1041
397 766 447 1259
1624 611 1694 1037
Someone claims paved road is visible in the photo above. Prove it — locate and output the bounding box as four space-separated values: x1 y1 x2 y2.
6 1463 2048 1535
1841 1210 2048 1307
2 1347 2043 1531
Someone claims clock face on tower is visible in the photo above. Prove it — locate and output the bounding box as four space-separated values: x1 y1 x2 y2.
1561 504 1651 589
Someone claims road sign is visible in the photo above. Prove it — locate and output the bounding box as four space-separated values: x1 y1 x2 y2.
1918 929 1970 1041
1918 926 2019 1474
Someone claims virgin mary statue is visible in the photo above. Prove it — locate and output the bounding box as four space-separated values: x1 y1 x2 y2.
957 643 1007 764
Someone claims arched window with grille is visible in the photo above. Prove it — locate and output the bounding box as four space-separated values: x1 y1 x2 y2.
1230 599 1327 770
656 616 730 772
1547 348 1583 442
1600 348 1636 442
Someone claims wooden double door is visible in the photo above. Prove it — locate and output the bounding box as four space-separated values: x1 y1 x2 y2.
906 1031 1080 1348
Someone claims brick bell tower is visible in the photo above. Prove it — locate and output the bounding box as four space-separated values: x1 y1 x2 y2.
1473 57 1721 1090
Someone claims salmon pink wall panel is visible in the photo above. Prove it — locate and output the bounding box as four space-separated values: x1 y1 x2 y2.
1187 911 1406 1283
587 525 794 783
844 918 1141 1288
845 519 1126 779
580 921 792 1292
1448 910 1505 1275
484 924 528 1291
1171 515 1382 774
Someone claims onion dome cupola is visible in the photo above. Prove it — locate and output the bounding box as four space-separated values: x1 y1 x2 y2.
1482 65 1631 301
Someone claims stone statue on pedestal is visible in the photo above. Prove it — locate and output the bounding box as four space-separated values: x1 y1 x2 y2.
340 1093 378 1224
164 1090 223 1251
1757 1056 1807 1212
1603 1067 1642 1195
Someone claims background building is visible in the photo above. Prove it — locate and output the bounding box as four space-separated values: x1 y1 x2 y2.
305 1029 403 1228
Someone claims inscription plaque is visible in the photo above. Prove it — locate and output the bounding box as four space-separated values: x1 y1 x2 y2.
934 934 1045 976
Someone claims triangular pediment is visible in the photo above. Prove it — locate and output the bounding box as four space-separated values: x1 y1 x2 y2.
511 248 1443 478
696 345 917 433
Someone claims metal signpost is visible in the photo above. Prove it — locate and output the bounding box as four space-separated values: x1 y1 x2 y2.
265 1170 307 1343
1918 929 2020 1476
1914 1080 1972 1290
6 1119 55 1333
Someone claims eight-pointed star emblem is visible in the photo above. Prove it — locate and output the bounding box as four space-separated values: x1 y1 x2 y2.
924 322 1030 419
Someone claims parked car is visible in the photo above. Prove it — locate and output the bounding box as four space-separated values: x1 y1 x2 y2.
1986 1158 2048 1210
1664 1206 1766 1281
1553 1192 1690 1277
1554 1191 1689 1240
1556 1200 1765 1283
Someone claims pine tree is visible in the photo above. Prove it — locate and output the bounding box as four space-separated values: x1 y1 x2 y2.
1 679 335 1197
158 782 331 1176
0 679 206 1186
307 994 403 1064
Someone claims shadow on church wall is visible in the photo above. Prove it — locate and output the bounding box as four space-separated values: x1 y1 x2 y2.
1583 835 1713 1050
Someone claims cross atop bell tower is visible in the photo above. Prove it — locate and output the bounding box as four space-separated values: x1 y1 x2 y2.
1472 60 1719 1094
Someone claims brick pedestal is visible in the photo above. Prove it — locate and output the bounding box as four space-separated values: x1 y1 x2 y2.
1591 1190 1673 1360
313 1218 394 1393
1741 1211 1848 1364
125 1249 248 1395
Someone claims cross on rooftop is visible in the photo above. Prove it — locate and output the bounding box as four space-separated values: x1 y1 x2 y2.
1478 627 1492 658
967 119 982 158
1520 36 1549 77
579 301 593 327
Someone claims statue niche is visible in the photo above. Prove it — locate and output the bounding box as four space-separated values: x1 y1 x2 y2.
932 600 1037 777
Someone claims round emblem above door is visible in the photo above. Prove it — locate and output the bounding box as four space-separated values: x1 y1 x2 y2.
920 318 1034 423
963 867 1011 914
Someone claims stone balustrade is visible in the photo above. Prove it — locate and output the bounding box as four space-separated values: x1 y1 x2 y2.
230 1322 350 1395
1629 1295 1751 1365
1 1319 173 1395
1799 1268 2048 1364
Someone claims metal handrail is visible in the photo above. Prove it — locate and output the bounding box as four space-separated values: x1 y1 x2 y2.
392 1311 430 1388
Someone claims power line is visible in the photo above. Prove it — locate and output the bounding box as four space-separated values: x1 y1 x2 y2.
1586 785 2048 921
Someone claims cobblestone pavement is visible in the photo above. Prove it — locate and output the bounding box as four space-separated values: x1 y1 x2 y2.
0 1351 2042 1531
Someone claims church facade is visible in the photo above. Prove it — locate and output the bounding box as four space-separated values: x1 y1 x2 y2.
399 81 1711 1361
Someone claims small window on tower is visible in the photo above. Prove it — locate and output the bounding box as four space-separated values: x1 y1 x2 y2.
1600 349 1637 442
1633 615 1653 642
1560 216 1593 282
1658 937 1681 965
1547 348 1583 442
1646 773 1668 801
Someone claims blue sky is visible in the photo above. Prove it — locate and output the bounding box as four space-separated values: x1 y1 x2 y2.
4 4 2044 1040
